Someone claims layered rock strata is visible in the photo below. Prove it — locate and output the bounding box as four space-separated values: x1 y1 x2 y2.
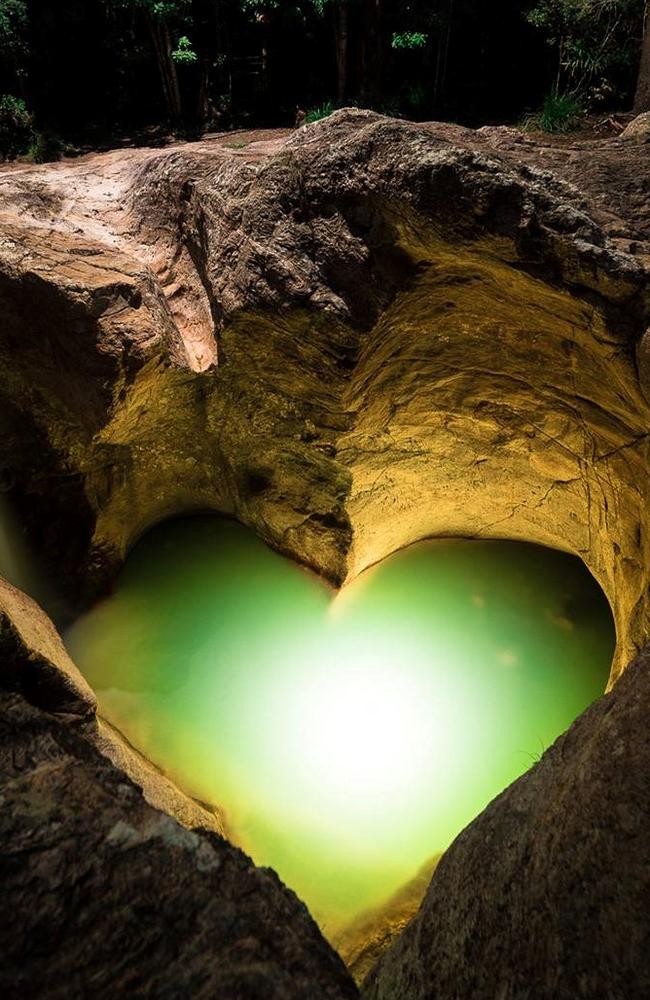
0 109 648 679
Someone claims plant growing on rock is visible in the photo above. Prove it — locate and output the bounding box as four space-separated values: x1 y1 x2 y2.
304 100 336 122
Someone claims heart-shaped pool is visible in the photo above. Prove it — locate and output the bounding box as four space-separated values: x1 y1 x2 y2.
65 516 614 936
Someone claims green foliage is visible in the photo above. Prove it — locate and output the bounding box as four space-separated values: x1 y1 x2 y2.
0 0 28 101
525 90 584 132
171 35 197 64
110 0 193 28
4 0 643 148
150 0 187 14
0 0 27 54
526 0 645 103
26 130 66 164
392 31 428 51
304 100 335 123
118 0 191 18
0 94 32 159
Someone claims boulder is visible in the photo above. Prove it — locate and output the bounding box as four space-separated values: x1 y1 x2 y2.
363 646 650 1000
0 591 358 999
621 111 650 142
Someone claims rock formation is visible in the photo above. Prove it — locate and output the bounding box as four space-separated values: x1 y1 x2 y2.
0 109 648 676
621 111 650 142
0 577 358 999
0 109 649 993
363 645 650 1000
334 855 441 986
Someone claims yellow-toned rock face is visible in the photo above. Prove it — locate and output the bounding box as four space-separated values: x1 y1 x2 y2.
0 111 648 672
81 241 649 690
0 112 647 690
341 244 650 682
0 109 648 994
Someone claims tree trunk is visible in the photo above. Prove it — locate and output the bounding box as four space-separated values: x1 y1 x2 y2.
335 1 349 103
361 0 383 106
192 0 218 129
634 2 650 113
146 12 183 126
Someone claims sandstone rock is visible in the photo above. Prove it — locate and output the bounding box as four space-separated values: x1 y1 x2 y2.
638 326 650 403
0 110 648 678
334 856 441 986
621 111 650 142
0 685 358 1000
0 576 225 835
363 645 650 1000
0 109 648 996
0 576 95 715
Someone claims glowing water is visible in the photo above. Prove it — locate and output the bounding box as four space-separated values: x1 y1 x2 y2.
65 516 614 933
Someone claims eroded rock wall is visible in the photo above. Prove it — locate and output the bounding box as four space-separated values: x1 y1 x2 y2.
0 108 649 996
341 244 650 678
0 110 647 678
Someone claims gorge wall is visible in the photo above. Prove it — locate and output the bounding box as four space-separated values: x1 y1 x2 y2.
0 110 648 676
0 109 649 996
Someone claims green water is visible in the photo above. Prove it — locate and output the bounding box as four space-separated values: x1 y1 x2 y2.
65 516 614 934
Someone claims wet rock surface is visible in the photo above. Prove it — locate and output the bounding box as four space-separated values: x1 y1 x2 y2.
363 645 650 1000
0 577 226 837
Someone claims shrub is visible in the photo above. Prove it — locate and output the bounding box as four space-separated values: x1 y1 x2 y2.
171 35 198 65
392 31 428 51
0 94 33 159
26 131 65 164
304 100 335 123
537 90 583 132
526 0 645 107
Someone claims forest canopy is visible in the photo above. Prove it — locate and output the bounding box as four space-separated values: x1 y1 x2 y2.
0 0 648 158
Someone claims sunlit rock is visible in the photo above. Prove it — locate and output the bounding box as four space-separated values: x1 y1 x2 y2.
0 110 648 677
